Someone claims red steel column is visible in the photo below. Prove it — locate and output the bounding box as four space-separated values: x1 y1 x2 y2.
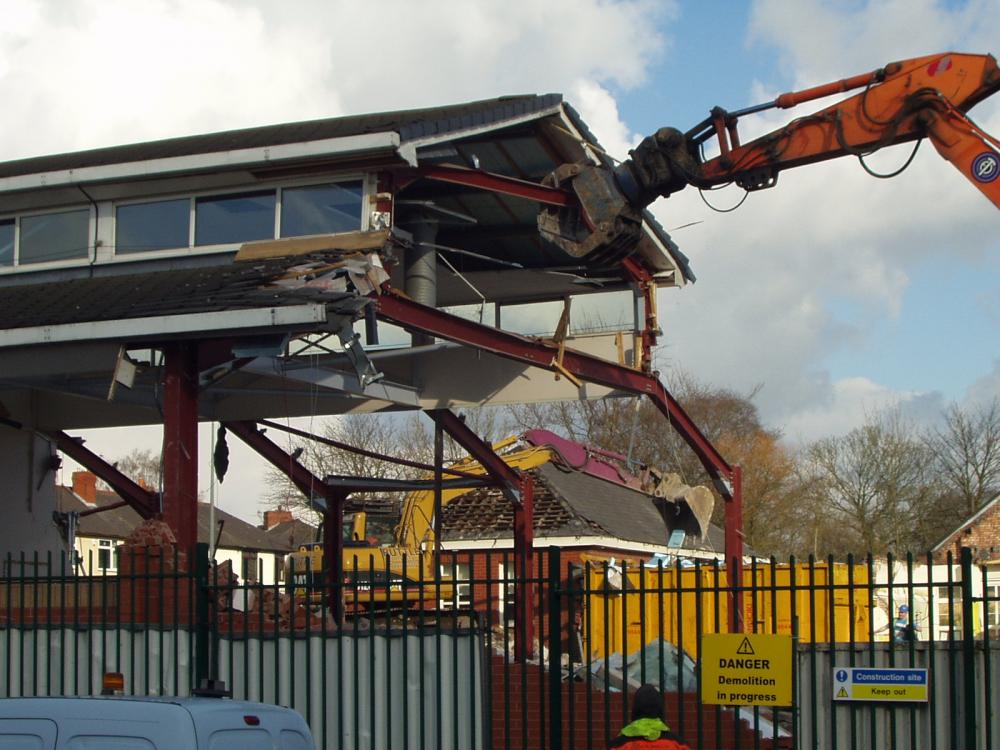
726 466 745 632
324 493 346 622
162 343 199 553
513 475 535 661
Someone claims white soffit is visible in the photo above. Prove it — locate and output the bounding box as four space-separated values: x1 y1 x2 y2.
0 304 329 348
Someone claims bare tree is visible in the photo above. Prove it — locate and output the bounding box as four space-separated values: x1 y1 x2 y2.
112 448 162 491
926 399 1000 518
509 372 818 556
259 407 516 524
804 410 941 554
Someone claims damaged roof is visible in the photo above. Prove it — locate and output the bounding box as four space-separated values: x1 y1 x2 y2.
440 462 722 555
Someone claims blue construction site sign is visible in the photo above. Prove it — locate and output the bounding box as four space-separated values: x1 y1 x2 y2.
833 667 928 702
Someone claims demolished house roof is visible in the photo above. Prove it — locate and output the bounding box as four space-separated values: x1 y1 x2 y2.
440 462 724 555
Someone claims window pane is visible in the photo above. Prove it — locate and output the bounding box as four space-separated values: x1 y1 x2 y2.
0 220 12 266
195 191 275 246
280 181 363 237
19 209 90 264
116 198 190 254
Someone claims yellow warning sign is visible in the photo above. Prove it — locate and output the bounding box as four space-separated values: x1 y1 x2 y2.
701 634 792 706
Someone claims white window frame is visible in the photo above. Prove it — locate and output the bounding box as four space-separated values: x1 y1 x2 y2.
987 583 1000 630
0 204 96 272
936 585 963 639
97 539 117 573
497 562 515 623
439 561 471 610
106 174 371 262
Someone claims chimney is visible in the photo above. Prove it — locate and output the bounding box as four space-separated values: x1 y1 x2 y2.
72 471 97 504
262 509 293 530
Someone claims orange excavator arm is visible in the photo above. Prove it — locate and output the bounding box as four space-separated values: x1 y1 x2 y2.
540 52 1000 259
692 52 1000 200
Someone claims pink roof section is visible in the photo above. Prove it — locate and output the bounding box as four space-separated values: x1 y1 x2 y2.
523 429 646 491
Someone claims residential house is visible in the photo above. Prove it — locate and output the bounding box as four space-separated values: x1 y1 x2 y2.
437 460 730 620
262 508 322 551
57 471 295 585
866 496 1000 641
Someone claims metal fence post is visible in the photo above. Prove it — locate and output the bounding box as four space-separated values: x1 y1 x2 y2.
194 542 211 689
960 546 977 750
548 545 563 750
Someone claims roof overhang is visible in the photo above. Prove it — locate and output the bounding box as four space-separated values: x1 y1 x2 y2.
0 132 415 197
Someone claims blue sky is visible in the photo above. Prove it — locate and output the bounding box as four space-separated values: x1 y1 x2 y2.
1 0 997 520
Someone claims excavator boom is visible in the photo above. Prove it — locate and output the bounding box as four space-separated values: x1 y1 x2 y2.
691 52 1000 199
541 52 1000 260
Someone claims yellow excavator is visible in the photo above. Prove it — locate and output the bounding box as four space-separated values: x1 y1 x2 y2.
284 429 706 608
285 433 559 607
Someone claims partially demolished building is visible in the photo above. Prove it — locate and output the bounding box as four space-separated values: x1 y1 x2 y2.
0 95 745 633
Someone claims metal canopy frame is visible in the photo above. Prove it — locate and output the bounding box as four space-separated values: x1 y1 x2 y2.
376 287 746 629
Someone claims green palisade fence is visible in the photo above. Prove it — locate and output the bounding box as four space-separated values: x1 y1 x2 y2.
0 544 996 750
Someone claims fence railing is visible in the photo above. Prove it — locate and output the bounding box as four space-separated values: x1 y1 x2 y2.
0 543 996 750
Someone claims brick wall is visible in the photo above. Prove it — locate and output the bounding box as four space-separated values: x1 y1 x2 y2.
934 497 1000 563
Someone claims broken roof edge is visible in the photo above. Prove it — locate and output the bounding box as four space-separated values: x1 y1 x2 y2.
559 102 695 286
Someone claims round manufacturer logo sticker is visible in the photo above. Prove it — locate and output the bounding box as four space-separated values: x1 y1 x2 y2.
972 151 999 183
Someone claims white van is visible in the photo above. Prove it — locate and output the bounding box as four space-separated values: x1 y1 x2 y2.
0 690 315 750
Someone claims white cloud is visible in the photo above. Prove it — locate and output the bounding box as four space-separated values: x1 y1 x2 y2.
778 376 942 443
5 0 998 520
747 0 996 89
570 80 643 162
650 1 1000 442
965 360 1000 406
0 0 675 161
3 0 676 520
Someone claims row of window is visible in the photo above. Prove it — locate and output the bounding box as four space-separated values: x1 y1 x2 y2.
0 180 364 268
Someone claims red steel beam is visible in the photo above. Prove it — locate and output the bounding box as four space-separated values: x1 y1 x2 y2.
513 474 535 661
427 408 539 656
378 290 733 480
162 343 199 552
416 165 574 207
426 408 522 505
223 421 329 508
727 466 745 632
225 419 347 622
42 430 158 518
377 289 745 627
621 256 658 371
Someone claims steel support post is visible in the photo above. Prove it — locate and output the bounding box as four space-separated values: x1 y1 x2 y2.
621 256 658 372
162 342 199 553
726 466 744 632
426 408 536 658
513 475 535 662
960 546 977 748
547 544 563 750
434 419 444 563
323 495 346 623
